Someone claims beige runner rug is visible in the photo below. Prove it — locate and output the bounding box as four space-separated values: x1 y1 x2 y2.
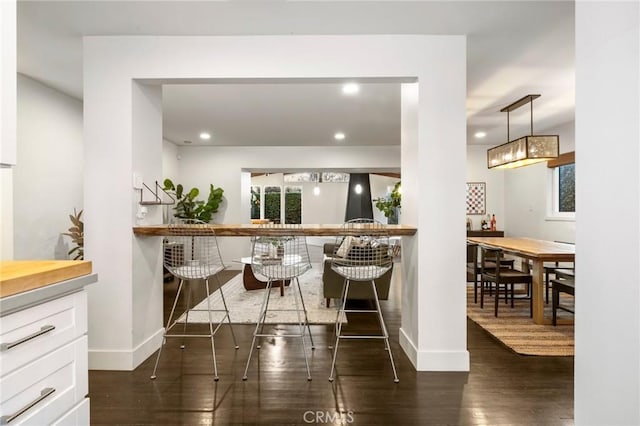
466 285 574 356
179 263 346 324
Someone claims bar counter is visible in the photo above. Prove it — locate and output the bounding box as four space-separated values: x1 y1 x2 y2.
133 223 417 237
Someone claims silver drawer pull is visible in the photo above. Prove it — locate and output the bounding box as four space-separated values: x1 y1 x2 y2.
0 387 55 424
0 325 56 351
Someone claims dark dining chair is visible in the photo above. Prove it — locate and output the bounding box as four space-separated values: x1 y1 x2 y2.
480 246 532 317
467 242 514 304
552 276 575 326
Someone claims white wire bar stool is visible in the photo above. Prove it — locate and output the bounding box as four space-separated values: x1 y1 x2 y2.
242 224 315 381
328 218 399 383
150 219 238 381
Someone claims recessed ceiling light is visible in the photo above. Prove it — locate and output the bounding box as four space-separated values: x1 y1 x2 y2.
342 83 360 95
475 131 487 139
199 132 211 140
334 132 346 141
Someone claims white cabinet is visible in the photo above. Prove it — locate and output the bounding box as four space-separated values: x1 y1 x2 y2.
0 289 90 425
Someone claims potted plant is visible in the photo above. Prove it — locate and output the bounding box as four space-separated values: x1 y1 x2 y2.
162 178 224 223
63 208 84 260
374 181 401 224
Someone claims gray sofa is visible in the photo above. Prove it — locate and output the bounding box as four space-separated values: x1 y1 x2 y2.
322 242 393 307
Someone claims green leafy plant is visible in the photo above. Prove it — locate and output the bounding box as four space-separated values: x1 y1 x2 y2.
373 182 402 223
162 178 224 223
63 208 84 260
374 181 402 219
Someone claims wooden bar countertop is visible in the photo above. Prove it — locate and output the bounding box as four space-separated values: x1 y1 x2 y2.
0 260 93 299
133 223 418 237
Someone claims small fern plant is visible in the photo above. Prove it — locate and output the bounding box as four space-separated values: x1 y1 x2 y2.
63 208 84 260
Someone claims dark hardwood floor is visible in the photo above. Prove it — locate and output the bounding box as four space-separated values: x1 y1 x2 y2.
89 270 574 425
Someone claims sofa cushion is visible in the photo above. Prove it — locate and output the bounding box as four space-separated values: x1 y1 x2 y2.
336 236 359 258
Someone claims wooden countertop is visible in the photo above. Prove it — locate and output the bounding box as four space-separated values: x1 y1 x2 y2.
0 260 93 299
133 223 417 237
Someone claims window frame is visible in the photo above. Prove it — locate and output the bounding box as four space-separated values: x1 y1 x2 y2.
546 152 575 222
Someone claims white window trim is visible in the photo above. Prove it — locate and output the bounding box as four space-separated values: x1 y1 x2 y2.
546 166 575 222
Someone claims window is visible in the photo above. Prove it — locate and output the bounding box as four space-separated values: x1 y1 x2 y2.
283 172 319 183
547 152 575 220
250 186 261 220
558 163 575 212
284 186 302 224
264 186 282 222
321 172 350 183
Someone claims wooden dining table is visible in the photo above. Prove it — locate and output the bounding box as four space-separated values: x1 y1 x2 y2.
466 237 575 325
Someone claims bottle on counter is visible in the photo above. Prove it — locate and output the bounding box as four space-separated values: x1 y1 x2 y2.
490 214 496 231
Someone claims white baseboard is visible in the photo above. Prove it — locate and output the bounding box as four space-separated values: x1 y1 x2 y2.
89 328 164 370
399 327 470 372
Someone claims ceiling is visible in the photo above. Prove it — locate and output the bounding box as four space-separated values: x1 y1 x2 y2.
16 1 575 147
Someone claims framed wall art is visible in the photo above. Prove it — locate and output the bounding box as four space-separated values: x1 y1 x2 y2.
466 182 486 215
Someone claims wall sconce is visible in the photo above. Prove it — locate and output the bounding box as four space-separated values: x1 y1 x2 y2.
354 184 363 194
487 94 559 169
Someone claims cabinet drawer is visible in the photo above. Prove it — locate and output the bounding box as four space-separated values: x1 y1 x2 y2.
0 291 87 376
51 398 90 426
0 336 88 426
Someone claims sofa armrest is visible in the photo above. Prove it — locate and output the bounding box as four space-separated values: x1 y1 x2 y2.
323 243 337 256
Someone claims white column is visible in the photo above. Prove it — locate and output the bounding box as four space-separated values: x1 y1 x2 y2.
131 82 164 367
575 1 640 423
399 36 469 371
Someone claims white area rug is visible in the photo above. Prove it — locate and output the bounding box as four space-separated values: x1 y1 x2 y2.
181 263 345 324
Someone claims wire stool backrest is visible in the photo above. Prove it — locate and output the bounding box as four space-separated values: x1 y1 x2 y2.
251 223 311 280
331 218 393 281
163 219 225 281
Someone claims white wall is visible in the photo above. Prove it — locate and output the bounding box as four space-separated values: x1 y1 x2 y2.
466 145 505 231
162 139 179 182
0 0 16 167
0 169 13 260
575 2 640 424
503 121 576 243
161 139 180 224
13 74 84 260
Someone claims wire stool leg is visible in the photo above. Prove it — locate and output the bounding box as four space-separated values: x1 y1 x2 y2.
205 278 219 381
328 278 349 350
151 278 185 380
329 280 350 382
243 279 274 381
294 276 315 350
215 275 239 350
292 277 312 381
371 280 399 383
257 281 274 350
181 281 192 349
